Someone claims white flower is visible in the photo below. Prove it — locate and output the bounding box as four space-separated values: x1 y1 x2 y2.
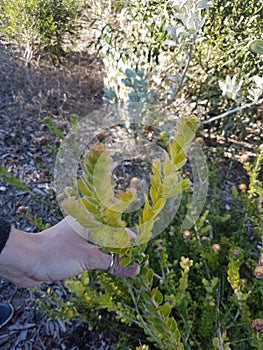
248 76 263 102
170 0 214 36
219 75 243 102
253 76 263 90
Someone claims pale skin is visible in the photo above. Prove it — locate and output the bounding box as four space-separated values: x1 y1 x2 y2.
0 217 140 288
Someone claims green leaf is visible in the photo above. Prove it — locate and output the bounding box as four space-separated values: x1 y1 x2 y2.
0 166 29 192
136 219 154 245
43 117 64 140
163 179 190 198
89 226 130 248
163 159 173 176
62 198 102 229
79 197 99 213
151 288 163 306
172 153 187 169
120 256 132 266
148 316 165 334
141 267 154 288
167 317 181 341
160 302 171 318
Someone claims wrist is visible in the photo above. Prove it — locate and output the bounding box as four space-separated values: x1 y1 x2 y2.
0 227 42 287
0 218 11 254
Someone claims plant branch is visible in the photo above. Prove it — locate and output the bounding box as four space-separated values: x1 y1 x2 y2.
160 41 194 111
173 42 194 99
202 98 263 125
124 280 163 346
216 279 224 350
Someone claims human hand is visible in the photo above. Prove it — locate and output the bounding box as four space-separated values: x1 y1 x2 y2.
0 218 140 288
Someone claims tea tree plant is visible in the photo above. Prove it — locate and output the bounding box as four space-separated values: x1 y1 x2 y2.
240 146 263 280
59 115 198 254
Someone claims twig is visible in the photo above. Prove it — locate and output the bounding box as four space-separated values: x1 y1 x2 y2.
173 42 194 99
160 41 194 111
124 280 163 346
216 279 224 350
202 99 263 125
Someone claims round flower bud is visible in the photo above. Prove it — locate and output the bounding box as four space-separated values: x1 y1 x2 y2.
196 137 204 145
254 266 263 279
201 236 208 244
182 258 190 266
38 136 47 145
240 154 249 163
57 193 65 201
183 230 192 240
238 184 247 192
213 244 221 253
17 206 28 213
232 249 240 257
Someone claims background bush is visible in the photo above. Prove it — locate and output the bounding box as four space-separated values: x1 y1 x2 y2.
0 0 84 63
189 0 263 138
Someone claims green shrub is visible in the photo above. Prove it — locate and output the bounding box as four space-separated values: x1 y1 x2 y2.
39 143 263 349
87 0 262 141
0 0 84 63
191 0 263 138
88 0 213 105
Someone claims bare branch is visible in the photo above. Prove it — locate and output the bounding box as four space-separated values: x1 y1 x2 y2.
202 99 263 125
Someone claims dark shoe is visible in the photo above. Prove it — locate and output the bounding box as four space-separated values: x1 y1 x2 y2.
0 302 14 328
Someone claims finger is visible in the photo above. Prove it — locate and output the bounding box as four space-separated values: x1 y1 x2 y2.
107 254 140 277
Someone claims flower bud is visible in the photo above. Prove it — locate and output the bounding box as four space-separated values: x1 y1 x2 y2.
38 136 47 145
201 236 208 244
182 258 190 266
57 193 65 201
213 244 221 253
196 137 204 145
238 184 247 192
240 154 249 163
254 266 263 278
17 206 28 213
251 318 263 332
183 230 192 240
232 250 240 257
